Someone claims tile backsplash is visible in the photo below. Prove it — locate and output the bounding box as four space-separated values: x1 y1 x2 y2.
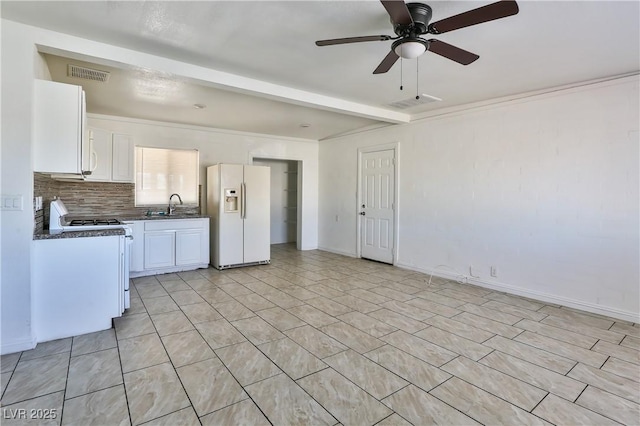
57 179 140 216
34 173 59 232
34 173 200 231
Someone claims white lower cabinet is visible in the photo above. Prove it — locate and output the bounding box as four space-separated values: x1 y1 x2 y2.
126 221 144 272
176 231 204 265
33 235 123 342
144 232 176 269
129 218 209 277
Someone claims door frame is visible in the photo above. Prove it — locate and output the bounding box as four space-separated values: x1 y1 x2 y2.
356 142 399 264
250 154 303 251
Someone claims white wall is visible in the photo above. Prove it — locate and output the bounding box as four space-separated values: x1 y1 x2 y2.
319 77 640 322
87 115 318 250
1 20 55 354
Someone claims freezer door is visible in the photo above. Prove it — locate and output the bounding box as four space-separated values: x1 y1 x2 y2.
217 164 244 267
243 165 270 263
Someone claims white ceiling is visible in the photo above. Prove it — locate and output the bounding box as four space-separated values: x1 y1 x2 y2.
43 54 383 140
2 1 639 140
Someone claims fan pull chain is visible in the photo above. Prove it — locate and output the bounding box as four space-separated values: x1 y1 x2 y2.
416 57 420 100
400 57 403 91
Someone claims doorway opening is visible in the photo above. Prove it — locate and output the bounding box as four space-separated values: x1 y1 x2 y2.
253 158 301 250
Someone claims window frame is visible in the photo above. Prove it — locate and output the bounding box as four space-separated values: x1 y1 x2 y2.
134 146 199 207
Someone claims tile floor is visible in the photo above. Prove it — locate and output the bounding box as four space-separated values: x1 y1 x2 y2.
2 243 639 425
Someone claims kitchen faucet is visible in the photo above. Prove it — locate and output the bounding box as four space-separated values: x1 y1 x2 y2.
168 193 183 215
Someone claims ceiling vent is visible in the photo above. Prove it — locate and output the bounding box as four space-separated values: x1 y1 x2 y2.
67 64 110 82
388 94 441 109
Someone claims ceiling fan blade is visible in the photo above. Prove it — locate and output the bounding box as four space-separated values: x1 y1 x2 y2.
315 35 391 46
427 40 479 65
428 0 519 34
380 0 413 25
373 50 400 74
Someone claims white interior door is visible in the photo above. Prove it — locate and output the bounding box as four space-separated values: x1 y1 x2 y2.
360 149 395 264
243 165 271 263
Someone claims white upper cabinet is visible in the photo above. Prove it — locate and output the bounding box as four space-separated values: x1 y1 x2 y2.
85 128 134 183
112 134 134 182
33 80 87 174
85 128 112 181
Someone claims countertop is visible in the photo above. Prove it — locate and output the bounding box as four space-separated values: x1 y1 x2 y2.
34 228 126 240
120 214 210 221
34 214 209 240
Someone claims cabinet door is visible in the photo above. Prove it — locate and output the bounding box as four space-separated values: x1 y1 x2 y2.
144 232 175 269
175 230 203 266
126 221 144 272
33 80 84 174
112 134 134 182
85 128 112 181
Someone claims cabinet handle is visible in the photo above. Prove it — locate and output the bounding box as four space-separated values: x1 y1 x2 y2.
91 151 98 172
88 133 98 172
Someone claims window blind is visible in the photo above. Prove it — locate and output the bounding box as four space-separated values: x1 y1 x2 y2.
135 147 199 206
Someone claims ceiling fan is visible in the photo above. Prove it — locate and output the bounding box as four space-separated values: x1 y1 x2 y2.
315 0 519 74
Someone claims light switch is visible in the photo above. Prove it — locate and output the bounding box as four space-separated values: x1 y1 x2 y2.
1 195 23 211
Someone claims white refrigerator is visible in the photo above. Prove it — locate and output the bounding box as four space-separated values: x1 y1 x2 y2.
207 164 271 269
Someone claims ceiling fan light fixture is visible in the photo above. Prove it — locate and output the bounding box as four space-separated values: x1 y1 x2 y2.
394 40 427 59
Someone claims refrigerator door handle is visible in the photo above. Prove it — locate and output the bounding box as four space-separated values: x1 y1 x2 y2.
241 182 247 219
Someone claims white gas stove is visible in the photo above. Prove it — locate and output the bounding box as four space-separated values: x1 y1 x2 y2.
48 199 132 312
49 199 129 234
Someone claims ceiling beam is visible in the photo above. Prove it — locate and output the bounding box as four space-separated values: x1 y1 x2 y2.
28 24 410 124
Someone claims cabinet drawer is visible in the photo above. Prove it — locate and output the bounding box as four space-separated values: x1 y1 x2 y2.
144 219 205 231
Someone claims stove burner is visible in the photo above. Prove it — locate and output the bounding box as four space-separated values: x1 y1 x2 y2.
69 219 123 226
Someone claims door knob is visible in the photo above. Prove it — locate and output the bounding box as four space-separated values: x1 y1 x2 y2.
359 211 366 216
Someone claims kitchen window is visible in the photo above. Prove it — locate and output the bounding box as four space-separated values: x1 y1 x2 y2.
135 147 199 206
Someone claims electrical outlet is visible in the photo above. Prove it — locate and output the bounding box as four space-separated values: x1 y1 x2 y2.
490 266 498 277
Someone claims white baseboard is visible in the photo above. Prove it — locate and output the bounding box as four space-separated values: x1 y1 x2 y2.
1 334 37 355
130 263 209 278
317 246 357 258
396 262 640 324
